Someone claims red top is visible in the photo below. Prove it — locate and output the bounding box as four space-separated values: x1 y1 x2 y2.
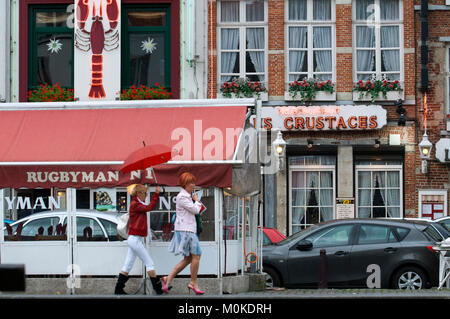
128 193 159 237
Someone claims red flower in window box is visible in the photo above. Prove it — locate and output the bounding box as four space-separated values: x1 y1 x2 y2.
27 83 75 102
220 77 267 98
353 79 402 102
288 78 335 102
120 84 172 100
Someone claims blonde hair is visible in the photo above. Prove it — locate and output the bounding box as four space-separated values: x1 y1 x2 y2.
127 184 147 196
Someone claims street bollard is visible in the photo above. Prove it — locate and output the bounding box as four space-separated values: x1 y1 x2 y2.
318 249 328 289
0 264 26 292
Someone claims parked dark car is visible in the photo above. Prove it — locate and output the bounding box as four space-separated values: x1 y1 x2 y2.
263 219 443 290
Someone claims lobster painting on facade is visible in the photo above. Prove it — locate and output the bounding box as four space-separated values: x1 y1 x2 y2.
74 0 120 100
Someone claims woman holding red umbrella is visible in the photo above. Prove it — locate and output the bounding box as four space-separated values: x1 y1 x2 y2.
114 183 164 295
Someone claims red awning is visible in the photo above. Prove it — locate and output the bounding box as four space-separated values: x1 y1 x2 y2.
0 104 248 188
0 106 247 163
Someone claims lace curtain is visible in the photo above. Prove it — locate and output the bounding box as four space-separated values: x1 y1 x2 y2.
220 28 239 82
356 0 400 81
289 27 307 81
313 26 332 80
220 1 265 82
357 170 401 218
288 0 332 81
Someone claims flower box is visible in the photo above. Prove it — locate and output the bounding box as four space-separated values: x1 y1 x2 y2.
353 80 404 102
286 79 335 103
352 90 404 102
120 84 172 100
217 92 268 101
27 83 75 102
284 90 336 101
219 77 268 101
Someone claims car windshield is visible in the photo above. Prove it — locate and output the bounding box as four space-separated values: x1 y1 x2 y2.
275 224 319 245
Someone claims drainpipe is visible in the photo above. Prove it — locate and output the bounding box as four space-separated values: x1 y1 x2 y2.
420 0 428 93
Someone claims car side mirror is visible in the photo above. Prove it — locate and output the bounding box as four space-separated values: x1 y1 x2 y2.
296 239 313 251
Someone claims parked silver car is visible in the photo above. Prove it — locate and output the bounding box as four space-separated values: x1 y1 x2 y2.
434 216 450 233
3 210 124 242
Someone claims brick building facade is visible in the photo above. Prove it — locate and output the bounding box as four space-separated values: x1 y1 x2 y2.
1 0 449 238
414 0 450 221
207 0 450 235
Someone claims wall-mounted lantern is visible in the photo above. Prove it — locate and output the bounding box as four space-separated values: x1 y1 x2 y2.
272 130 286 171
419 95 432 174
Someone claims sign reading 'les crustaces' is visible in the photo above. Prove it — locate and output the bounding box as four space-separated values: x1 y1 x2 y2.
254 105 387 131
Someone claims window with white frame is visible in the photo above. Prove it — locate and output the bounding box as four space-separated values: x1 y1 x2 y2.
356 160 403 218
286 0 335 83
353 0 403 82
418 190 448 220
289 156 336 234
217 0 267 86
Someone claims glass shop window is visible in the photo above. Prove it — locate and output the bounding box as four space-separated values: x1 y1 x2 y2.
121 5 171 90
223 190 250 240
29 5 74 92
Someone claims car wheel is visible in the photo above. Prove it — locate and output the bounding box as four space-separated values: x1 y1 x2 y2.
264 266 281 289
393 266 426 290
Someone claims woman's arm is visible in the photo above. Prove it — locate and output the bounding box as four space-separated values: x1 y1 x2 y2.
131 192 160 213
177 194 202 215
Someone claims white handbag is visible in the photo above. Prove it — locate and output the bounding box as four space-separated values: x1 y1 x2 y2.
117 213 130 240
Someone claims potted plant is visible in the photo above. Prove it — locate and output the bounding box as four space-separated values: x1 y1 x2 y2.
353 78 403 102
27 83 75 102
120 83 172 100
285 79 335 102
219 77 268 100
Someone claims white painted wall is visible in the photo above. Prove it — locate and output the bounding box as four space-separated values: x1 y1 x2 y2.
74 0 121 101
181 0 208 99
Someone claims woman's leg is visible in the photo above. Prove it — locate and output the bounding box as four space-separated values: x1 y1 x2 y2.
130 236 155 274
165 255 192 286
115 237 137 294
189 254 201 288
129 236 163 294
121 243 137 275
188 233 202 289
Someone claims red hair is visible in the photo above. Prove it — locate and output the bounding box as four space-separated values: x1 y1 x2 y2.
178 172 197 188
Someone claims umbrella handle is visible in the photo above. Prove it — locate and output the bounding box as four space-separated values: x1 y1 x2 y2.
152 171 165 195
145 183 165 195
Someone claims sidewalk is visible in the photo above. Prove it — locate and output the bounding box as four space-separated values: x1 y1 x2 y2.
1 288 449 299
234 287 450 299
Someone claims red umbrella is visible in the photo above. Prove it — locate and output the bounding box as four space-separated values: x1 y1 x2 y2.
119 143 173 174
